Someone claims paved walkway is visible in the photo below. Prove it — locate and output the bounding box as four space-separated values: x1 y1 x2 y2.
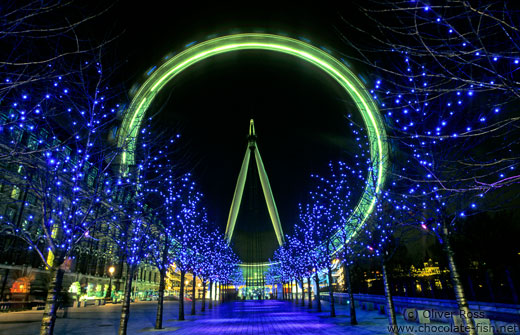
0 299 415 334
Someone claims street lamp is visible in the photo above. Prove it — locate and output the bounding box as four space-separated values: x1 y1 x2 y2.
106 266 115 299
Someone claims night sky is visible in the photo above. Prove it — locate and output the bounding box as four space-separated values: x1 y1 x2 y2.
89 3 369 235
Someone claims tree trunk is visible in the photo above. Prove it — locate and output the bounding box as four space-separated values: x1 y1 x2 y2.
292 280 295 302
118 266 135 335
201 278 206 312
505 267 519 304
154 269 166 329
344 263 357 325
314 271 321 312
0 268 9 301
225 282 228 301
300 278 305 306
307 276 312 308
443 227 477 335
209 279 213 309
292 280 295 301
287 280 292 301
179 270 185 321
191 272 196 315
485 269 495 302
295 279 299 304
40 267 64 335
293 280 296 301
467 275 476 301
155 239 169 329
327 265 335 317
403 279 409 297
382 261 398 335
428 280 435 299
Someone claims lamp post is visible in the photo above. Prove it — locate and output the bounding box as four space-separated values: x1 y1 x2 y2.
106 266 115 299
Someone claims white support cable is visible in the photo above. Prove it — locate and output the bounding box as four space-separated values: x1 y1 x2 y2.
224 119 285 246
253 147 285 246
225 147 251 242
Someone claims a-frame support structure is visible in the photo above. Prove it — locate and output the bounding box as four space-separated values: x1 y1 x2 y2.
225 119 285 246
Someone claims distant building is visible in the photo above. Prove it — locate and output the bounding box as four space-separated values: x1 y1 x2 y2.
0 108 160 305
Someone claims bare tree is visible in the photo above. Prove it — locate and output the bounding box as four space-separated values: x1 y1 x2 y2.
334 3 520 334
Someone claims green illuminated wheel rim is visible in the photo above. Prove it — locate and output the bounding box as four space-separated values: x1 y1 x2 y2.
118 33 388 245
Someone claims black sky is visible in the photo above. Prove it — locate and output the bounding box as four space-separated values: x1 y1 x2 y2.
88 2 370 235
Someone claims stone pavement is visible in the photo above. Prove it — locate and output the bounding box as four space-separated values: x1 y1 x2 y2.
0 298 452 334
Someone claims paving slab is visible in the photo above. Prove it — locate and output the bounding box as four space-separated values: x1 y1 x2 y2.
0 298 460 334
